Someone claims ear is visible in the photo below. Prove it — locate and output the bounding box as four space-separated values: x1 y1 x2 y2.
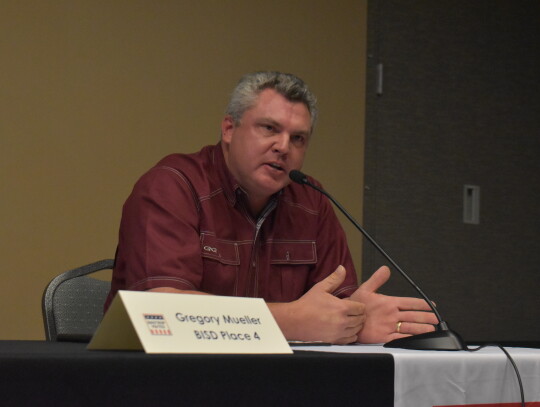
221 116 235 144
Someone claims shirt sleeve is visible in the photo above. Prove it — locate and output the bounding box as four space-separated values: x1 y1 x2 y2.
110 166 204 296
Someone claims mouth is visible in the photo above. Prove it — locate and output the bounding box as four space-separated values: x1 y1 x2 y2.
266 162 285 172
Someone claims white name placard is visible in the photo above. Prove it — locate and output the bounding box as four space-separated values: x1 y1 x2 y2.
88 291 292 354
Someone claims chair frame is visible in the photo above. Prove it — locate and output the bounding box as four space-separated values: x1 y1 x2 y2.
42 259 114 341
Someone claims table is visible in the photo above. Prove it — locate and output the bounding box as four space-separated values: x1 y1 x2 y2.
0 341 394 407
295 344 540 407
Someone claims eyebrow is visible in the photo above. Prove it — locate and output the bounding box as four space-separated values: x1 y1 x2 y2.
258 117 311 137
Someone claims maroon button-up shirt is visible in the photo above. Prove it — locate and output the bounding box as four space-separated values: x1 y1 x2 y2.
105 143 358 310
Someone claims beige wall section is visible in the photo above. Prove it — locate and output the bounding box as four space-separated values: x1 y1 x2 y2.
0 1 367 339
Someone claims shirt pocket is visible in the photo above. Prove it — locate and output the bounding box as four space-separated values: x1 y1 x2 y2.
269 240 317 302
269 240 317 264
200 233 240 265
200 233 240 295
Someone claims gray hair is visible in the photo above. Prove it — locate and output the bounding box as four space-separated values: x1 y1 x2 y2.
225 72 318 131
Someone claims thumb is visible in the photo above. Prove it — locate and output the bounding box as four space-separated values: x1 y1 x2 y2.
313 265 347 294
360 265 391 294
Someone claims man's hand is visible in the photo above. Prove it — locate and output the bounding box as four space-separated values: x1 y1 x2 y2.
269 265 366 344
350 266 438 344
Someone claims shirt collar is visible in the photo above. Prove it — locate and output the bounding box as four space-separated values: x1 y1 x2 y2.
213 142 243 206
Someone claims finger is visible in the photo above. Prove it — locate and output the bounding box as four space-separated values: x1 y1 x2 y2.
344 310 366 326
344 299 366 316
333 333 359 345
331 306 365 331
396 321 436 336
313 265 347 294
398 310 439 325
396 297 436 311
386 332 411 341
345 317 365 332
359 265 391 294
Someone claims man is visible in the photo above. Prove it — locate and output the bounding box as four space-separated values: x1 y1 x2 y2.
105 71 437 344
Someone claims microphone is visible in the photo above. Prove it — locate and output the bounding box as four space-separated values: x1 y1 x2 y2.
289 169 466 351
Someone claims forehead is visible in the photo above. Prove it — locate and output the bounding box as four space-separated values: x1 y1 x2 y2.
245 89 312 131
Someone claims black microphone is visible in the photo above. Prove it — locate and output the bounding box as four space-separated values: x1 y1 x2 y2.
289 169 466 351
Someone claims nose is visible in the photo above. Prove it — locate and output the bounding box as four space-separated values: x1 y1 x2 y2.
272 133 290 155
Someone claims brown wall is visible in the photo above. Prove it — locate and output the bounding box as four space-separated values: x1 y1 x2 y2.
0 0 367 339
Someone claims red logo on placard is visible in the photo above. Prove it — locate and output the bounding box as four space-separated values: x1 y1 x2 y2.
144 314 172 336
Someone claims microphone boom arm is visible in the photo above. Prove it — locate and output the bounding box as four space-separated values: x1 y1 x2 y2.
307 182 444 324
289 170 466 350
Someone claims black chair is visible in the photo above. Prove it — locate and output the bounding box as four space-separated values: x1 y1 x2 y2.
42 259 114 342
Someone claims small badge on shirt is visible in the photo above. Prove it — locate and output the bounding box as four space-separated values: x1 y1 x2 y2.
144 314 172 336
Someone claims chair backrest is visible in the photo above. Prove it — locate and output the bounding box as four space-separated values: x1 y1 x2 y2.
42 259 114 341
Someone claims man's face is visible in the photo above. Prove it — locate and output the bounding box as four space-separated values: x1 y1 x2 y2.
221 88 312 213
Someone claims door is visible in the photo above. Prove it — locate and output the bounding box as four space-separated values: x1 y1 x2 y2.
363 0 540 342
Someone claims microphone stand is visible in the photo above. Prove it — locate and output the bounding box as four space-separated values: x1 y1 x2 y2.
290 170 466 351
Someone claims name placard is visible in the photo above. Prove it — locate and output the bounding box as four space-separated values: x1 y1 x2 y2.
88 291 292 354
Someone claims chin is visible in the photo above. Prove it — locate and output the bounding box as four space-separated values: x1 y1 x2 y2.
250 174 289 197
259 183 286 197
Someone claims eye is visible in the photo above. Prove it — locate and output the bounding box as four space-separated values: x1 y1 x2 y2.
291 134 306 147
258 123 277 135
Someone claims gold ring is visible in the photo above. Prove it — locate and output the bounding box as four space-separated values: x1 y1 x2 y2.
396 321 402 333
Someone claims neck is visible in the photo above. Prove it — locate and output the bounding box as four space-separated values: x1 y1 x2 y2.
246 195 271 219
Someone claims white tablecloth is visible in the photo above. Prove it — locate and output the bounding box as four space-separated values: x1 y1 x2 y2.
291 344 540 407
